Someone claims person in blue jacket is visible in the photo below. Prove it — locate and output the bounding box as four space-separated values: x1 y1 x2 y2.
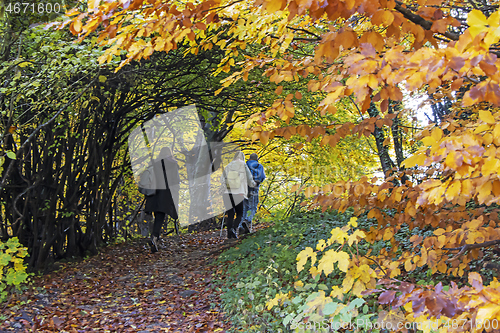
239 153 265 234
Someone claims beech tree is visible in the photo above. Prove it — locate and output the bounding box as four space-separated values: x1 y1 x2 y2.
59 0 500 329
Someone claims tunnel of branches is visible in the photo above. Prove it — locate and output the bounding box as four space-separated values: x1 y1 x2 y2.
0 34 275 271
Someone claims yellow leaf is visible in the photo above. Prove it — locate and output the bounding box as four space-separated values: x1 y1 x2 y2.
88 0 99 10
342 274 354 292
348 230 366 246
476 303 500 324
17 61 31 68
294 280 304 289
329 228 348 245
310 265 320 278
477 181 492 204
330 286 344 301
402 152 426 168
336 251 350 272
466 218 483 230
493 123 500 138
297 247 316 272
316 239 327 251
265 292 288 310
383 227 394 241
431 127 443 141
371 9 394 26
487 11 500 28
482 157 500 176
264 0 284 13
475 124 490 133
318 249 337 276
352 280 366 297
445 181 461 202
99 75 107 83
321 86 346 106
468 9 488 36
358 264 373 283
348 217 358 227
421 136 436 146
468 271 483 286
404 258 413 272
479 110 496 124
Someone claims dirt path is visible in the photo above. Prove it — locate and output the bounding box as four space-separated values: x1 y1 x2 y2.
0 231 238 332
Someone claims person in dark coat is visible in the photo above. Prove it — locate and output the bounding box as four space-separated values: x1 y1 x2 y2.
145 147 180 253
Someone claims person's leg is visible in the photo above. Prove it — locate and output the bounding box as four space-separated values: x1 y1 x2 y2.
152 212 166 238
227 208 236 238
149 212 165 253
246 188 259 230
223 193 237 238
234 199 244 233
242 197 249 222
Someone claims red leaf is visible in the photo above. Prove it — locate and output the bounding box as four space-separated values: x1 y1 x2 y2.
378 290 397 304
448 56 465 71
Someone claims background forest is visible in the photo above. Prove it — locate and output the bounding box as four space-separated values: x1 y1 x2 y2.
1 0 500 331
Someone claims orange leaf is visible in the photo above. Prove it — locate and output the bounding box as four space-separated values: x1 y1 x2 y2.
260 131 270 145
337 31 357 49
71 19 82 33
372 9 395 26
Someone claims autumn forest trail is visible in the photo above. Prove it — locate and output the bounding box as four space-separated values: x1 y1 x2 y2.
1 231 237 332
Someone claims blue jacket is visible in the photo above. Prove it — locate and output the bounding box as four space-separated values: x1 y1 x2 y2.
247 160 265 187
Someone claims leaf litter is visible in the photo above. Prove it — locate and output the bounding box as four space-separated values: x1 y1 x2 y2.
0 230 237 332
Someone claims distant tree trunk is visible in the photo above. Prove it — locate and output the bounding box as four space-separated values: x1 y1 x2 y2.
389 101 405 169
367 102 395 178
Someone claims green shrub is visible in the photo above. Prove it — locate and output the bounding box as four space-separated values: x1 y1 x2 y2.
0 237 30 302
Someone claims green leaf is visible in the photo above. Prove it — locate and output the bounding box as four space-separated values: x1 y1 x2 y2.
0 253 10 266
5 238 20 248
6 151 15 160
323 301 339 315
5 271 28 286
99 75 107 83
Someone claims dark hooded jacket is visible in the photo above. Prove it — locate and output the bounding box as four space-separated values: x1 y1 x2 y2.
145 155 180 219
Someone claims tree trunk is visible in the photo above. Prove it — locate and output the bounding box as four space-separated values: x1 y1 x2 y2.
367 102 395 178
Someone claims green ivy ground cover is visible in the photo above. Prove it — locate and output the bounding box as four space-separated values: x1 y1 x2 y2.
215 209 368 332
214 209 464 333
